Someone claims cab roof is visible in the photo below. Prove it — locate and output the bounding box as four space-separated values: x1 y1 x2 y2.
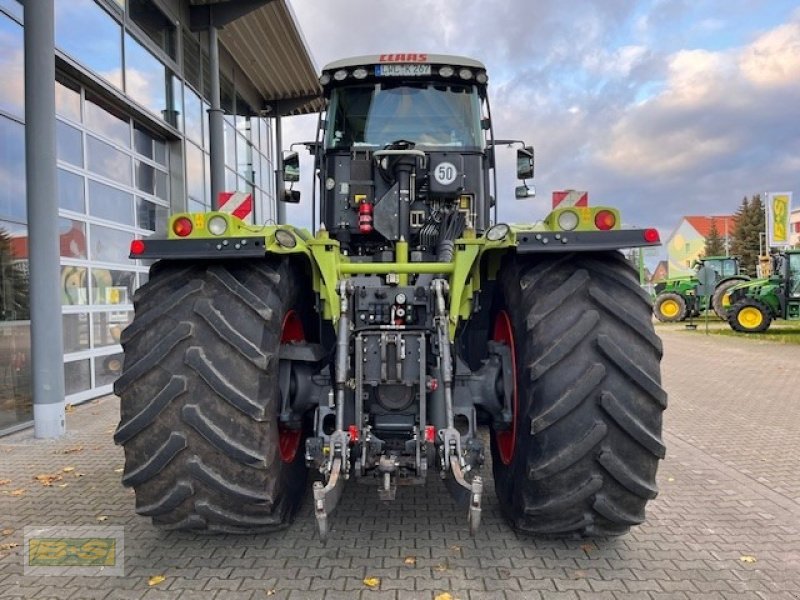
322 54 486 72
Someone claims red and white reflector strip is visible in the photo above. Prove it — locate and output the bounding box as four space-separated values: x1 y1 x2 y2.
217 191 253 223
552 190 588 209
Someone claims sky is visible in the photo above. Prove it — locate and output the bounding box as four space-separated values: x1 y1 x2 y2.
282 0 800 264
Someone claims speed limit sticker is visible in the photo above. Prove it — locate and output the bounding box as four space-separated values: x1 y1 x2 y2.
433 162 458 185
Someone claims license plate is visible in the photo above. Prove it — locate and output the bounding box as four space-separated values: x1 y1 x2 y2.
375 64 432 77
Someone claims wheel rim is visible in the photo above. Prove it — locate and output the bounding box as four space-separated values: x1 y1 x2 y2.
278 310 304 463
660 299 679 318
492 310 517 466
737 306 763 329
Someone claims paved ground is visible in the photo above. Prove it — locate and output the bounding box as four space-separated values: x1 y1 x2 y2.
1 327 799 599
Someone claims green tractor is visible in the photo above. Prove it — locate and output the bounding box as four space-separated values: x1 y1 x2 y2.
652 256 748 322
727 249 800 332
113 54 666 539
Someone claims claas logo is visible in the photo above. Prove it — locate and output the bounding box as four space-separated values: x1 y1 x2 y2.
379 53 428 63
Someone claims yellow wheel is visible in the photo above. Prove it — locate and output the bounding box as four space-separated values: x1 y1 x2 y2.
737 306 763 329
660 299 680 318
654 292 686 322
729 300 771 333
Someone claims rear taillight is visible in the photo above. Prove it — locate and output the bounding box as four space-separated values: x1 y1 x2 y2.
130 239 145 255
594 210 616 230
173 217 193 237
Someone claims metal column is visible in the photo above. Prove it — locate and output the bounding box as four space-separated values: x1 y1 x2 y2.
275 113 285 224
207 26 225 209
24 0 66 438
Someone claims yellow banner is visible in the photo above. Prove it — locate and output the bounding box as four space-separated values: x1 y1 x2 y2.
767 192 792 247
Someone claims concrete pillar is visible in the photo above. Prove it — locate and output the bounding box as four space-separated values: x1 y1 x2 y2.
24 0 66 438
207 26 225 209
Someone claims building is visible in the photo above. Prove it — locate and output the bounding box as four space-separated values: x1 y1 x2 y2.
0 0 320 435
650 260 668 283
791 207 800 246
666 215 736 277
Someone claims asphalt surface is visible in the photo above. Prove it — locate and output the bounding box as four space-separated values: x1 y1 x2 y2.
1 327 799 599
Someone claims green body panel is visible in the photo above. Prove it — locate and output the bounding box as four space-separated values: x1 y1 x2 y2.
729 278 782 315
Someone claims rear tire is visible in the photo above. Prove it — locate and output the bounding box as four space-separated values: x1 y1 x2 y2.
712 278 747 320
728 299 772 333
491 252 666 537
113 259 311 533
653 292 686 322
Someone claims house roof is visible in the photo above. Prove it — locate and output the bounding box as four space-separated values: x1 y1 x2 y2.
684 215 737 238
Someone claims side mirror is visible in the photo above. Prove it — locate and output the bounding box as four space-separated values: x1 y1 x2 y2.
283 151 300 182
516 146 534 179
515 184 536 199
282 189 301 203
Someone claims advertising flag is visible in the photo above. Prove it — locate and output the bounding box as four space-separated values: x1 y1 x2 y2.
766 192 792 248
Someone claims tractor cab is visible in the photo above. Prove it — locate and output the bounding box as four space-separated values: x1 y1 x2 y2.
697 256 741 280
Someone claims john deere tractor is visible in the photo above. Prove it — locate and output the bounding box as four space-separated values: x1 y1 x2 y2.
113 54 666 539
653 256 748 322
727 249 800 332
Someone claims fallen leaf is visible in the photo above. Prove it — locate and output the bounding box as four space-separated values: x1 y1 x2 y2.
10 488 25 496
113 468 124 473
62 446 83 455
65 404 75 413
96 516 108 522
74 472 84 477
362 576 380 589
403 556 417 566
34 473 63 486
449 545 461 553
740 555 757 564
1 529 13 536
62 467 75 473
580 543 595 553
147 575 166 586
434 593 454 600
58 483 69 488
266 591 276 597
667 477 675 482
0 543 19 551
433 563 448 572
0 479 11 486
573 569 588 579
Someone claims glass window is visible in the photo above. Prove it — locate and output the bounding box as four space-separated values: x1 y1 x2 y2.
63 313 89 353
0 284 31 429
61 265 88 306
85 93 130 146
185 141 204 206
154 138 167 166
225 168 237 191
0 1 23 22
88 179 134 225
55 0 123 89
129 0 176 59
64 359 90 395
0 116 25 222
202 100 210 152
87 134 132 185
124 32 166 118
135 160 167 199
237 134 253 183
94 352 123 387
90 268 135 305
183 30 201 92
0 219 29 320
0 14 24 119
59 218 87 259
184 86 202 145
58 169 85 213
90 224 133 263
224 121 236 169
136 197 167 232
55 77 81 122
92 311 132 348
56 120 83 167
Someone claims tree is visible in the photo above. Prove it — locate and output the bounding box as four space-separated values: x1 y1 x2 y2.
703 218 725 257
730 194 765 277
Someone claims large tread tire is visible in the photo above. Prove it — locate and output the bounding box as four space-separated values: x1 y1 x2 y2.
491 252 666 537
653 292 686 322
712 278 747 320
727 298 772 333
113 258 311 533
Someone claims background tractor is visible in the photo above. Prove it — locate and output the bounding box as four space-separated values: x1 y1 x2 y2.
727 249 800 333
114 54 666 539
653 256 748 322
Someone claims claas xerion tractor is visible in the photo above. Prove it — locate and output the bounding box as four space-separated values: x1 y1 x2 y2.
113 54 666 540
727 249 800 332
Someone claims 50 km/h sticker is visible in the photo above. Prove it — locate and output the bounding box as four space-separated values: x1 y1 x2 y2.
434 162 458 185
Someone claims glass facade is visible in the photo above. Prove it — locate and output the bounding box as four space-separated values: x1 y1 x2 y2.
0 0 280 434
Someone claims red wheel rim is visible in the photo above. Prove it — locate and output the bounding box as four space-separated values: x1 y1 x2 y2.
278 310 304 463
492 310 517 465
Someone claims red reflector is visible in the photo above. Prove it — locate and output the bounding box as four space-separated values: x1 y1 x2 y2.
594 210 616 230
348 425 359 443
130 239 145 255
173 216 193 237
644 228 660 243
425 425 436 443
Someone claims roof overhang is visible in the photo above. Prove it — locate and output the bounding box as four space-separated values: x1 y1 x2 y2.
189 0 323 116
